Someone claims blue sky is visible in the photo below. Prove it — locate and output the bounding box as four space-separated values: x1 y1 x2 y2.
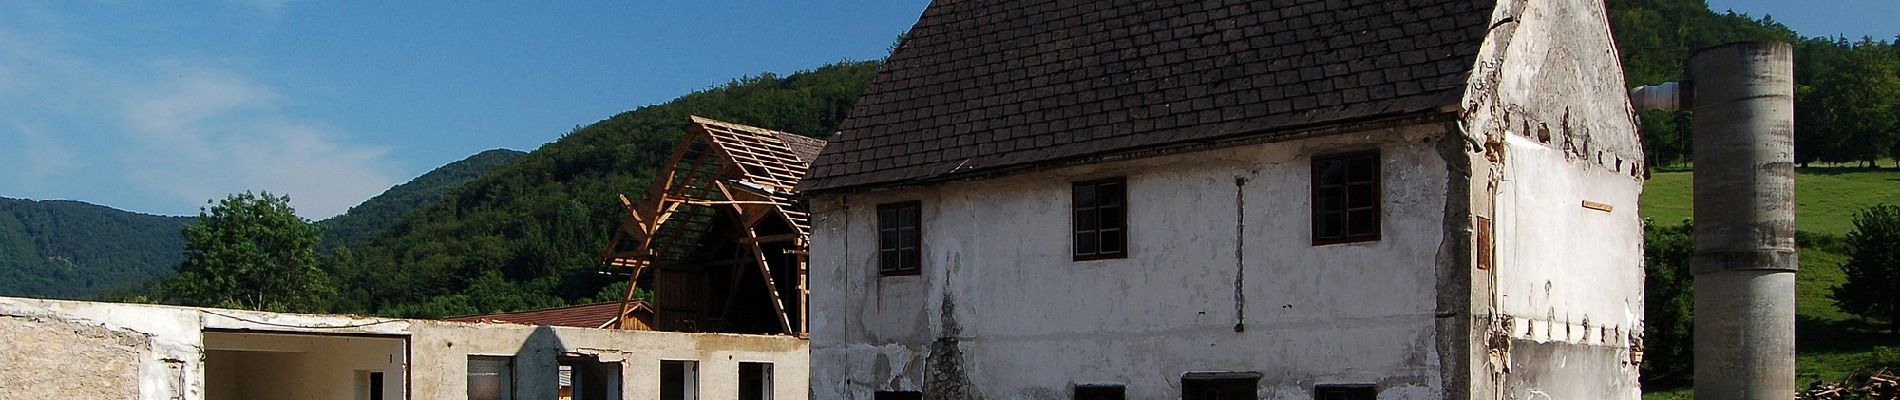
0 1 1891 219
0 1 928 218
1707 0 1900 40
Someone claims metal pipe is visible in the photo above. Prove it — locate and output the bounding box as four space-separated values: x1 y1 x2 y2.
1690 41 1797 399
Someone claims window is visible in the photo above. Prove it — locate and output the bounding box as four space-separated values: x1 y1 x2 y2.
1314 384 1376 400
468 356 514 400
739 362 773 400
1073 177 1127 260
1075 384 1126 400
1312 151 1380 244
660 360 698 400
561 356 622 400
878 201 922 276
874 391 923 400
1183 372 1258 400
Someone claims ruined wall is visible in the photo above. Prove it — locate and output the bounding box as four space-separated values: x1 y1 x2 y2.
0 313 150 399
1459 0 1646 398
0 296 809 399
809 127 1459 399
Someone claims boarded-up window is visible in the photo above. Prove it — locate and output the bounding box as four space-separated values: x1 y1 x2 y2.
878 201 922 276
1073 177 1128 260
1314 384 1376 400
468 356 514 400
1183 372 1258 400
1312 151 1380 244
874 391 923 400
1075 384 1126 400
660 360 698 400
739 362 773 400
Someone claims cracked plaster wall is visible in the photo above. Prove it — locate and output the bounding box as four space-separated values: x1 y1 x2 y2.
809 127 1457 399
1459 0 1646 398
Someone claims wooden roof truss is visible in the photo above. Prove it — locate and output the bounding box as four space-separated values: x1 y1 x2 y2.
600 116 819 335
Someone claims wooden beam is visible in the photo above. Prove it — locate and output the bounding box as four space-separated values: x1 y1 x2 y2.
716 181 795 334
739 233 802 244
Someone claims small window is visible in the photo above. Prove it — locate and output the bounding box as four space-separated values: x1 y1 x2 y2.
1314 384 1376 400
739 362 773 400
660 360 698 400
1075 384 1126 400
468 356 514 400
1312 151 1380 244
1183 372 1258 400
874 391 923 400
878 201 922 276
1073 177 1128 260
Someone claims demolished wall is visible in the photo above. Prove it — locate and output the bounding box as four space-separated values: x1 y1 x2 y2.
0 296 809 399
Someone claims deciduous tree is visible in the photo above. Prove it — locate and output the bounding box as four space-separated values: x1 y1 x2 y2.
164 192 333 312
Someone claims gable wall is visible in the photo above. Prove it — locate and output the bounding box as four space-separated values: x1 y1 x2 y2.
809 126 1464 399
1459 0 1646 398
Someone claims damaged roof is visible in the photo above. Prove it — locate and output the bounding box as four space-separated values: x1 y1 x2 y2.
803 0 1494 192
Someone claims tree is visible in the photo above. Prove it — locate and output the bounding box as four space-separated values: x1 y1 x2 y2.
164 192 333 312
1642 220 1696 382
1833 204 1900 333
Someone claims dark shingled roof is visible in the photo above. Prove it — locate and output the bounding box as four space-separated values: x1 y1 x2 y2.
803 0 1495 191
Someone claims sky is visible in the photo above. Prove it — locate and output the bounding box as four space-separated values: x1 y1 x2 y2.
1706 0 1900 40
0 1 928 219
0 1 1891 220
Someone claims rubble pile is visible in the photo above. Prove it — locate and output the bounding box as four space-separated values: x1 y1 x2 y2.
1801 368 1900 400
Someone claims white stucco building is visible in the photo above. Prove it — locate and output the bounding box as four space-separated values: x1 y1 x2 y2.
799 0 1645 399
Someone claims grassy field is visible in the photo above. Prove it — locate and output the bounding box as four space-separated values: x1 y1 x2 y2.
1640 166 1900 399
1641 167 1900 235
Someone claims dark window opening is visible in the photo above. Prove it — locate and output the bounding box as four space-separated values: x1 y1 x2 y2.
878 201 922 276
560 356 622 400
660 360 697 400
874 391 923 400
1073 177 1128 260
1075 384 1126 400
1312 151 1380 244
1183 373 1258 400
1314 384 1376 400
369 371 385 400
738 362 773 400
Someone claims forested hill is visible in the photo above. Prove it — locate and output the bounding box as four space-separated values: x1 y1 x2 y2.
327 61 881 317
1608 0 1900 167
0 198 191 298
318 148 527 249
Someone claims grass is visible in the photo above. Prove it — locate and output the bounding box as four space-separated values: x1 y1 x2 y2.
1641 167 1900 236
1639 166 1900 398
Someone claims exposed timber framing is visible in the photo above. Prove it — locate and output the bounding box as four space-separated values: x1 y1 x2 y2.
598 116 821 336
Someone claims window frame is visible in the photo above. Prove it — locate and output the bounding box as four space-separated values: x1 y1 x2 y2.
1182 372 1259 400
1310 151 1382 245
466 355 515 400
1313 384 1377 400
876 201 923 276
1072 176 1130 261
1074 384 1127 400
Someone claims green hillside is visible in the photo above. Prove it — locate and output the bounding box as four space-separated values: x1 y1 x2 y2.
1643 169 1900 236
0 198 191 298
1640 168 1900 398
328 61 881 317
318 148 527 249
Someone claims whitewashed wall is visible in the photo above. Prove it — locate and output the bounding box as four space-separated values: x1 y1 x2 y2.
809 127 1459 399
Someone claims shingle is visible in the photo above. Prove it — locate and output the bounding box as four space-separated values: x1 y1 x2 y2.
803 0 1493 192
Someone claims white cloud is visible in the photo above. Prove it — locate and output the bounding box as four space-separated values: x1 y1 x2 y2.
119 67 396 219
0 8 398 219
